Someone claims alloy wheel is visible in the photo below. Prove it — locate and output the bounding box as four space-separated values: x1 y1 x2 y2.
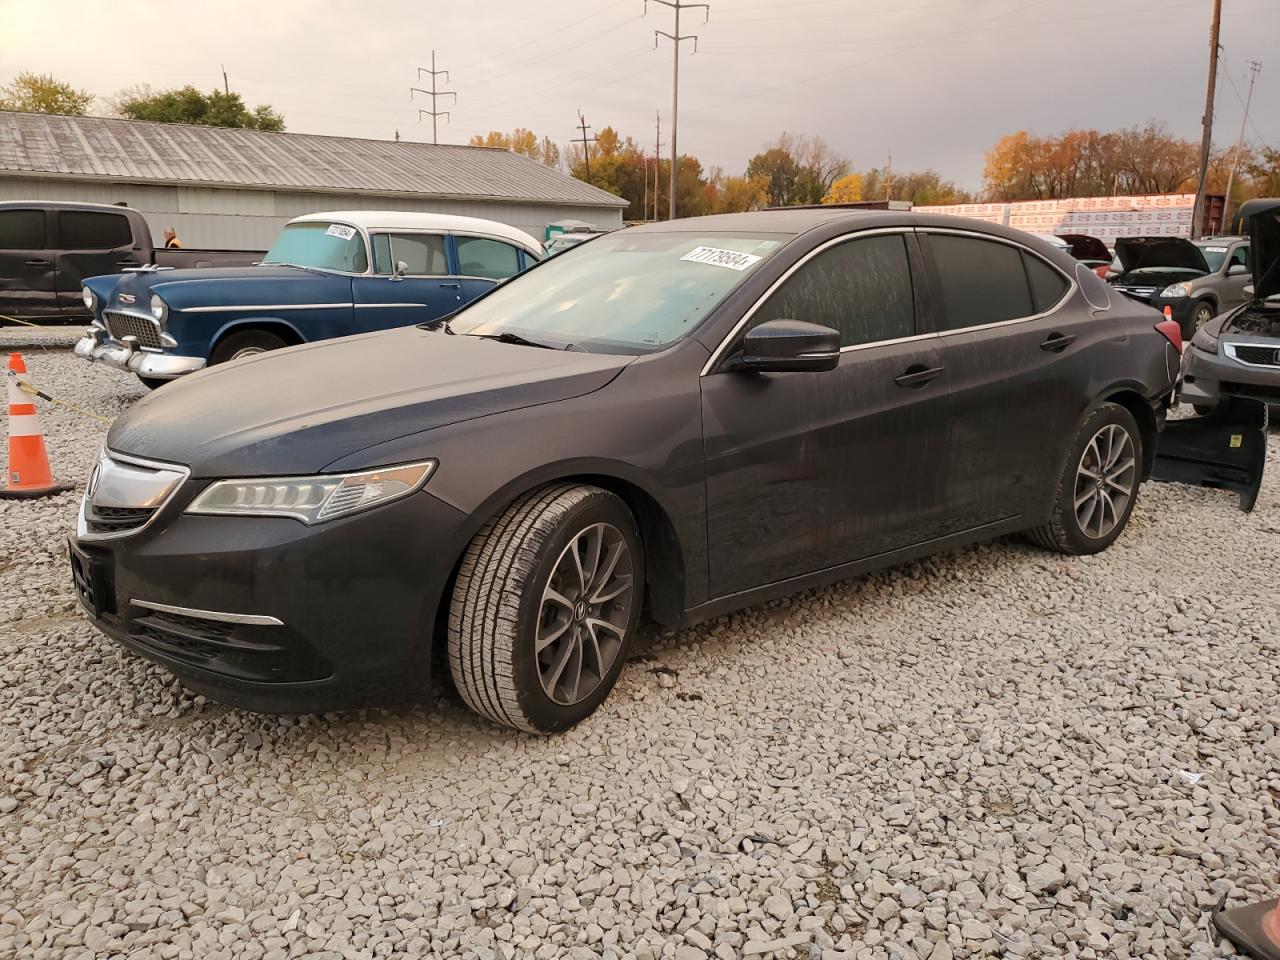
1195 304 1214 329
1073 424 1137 539
536 522 634 706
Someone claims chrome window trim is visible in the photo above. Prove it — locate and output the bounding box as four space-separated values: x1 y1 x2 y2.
918 227 1077 338
183 303 355 313
1223 341 1280 368
131 599 283 627
76 449 191 543
700 227 916 377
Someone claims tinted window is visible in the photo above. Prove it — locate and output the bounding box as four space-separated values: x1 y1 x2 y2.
58 211 132 250
0 209 45 249
385 233 447 276
929 234 1033 330
1022 252 1069 313
456 236 521 280
752 234 915 347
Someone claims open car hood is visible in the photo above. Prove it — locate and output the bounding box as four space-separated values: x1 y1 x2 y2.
1113 237 1210 274
1244 198 1280 300
1059 234 1110 263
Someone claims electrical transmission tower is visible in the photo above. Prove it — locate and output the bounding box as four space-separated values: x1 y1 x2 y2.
411 51 456 145
646 0 709 221
574 111 599 183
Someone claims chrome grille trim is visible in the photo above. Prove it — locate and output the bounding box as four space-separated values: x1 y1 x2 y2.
132 599 284 626
76 450 190 542
1224 342 1280 368
103 310 163 349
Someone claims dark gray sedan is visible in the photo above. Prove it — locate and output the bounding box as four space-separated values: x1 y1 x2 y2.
70 210 1180 732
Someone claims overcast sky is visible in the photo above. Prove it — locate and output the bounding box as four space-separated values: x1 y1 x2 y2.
3 0 1277 191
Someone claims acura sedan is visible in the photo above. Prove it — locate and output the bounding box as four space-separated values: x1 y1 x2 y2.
70 210 1181 732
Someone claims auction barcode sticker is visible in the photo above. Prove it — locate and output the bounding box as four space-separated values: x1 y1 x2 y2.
325 224 356 240
681 246 762 271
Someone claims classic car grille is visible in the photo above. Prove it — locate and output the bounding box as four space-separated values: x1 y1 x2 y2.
84 505 155 536
1230 345 1280 367
104 311 163 349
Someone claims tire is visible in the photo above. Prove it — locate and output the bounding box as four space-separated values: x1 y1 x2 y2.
447 484 643 733
1190 300 1215 337
209 329 288 366
1028 402 1143 555
1192 402 1220 417
137 376 169 390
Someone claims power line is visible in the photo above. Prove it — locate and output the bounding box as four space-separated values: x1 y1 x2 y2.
647 0 710 221
411 50 456 145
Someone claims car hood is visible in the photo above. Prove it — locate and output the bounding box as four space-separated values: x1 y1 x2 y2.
103 264 334 308
1059 234 1110 263
1245 198 1280 300
107 327 633 477
1113 237 1210 275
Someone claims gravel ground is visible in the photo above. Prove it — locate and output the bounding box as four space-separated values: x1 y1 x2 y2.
2 346 1278 960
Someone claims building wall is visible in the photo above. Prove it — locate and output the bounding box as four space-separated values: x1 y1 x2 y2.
0 176 626 250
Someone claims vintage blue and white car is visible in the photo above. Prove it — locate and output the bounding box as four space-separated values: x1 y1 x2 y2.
74 211 545 387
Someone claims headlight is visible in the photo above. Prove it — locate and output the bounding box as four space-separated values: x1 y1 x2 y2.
1189 327 1218 354
1160 282 1191 298
150 294 167 321
185 461 436 524
82 287 96 310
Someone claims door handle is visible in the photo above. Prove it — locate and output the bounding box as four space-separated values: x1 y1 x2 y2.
439 282 462 289
24 259 49 266
116 259 139 267
894 364 944 388
1040 332 1077 352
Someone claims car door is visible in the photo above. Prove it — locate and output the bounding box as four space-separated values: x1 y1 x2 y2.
353 231 462 332
53 209 140 315
0 208 56 318
454 235 524 305
700 229 952 599
918 229 1090 529
1220 242 1251 310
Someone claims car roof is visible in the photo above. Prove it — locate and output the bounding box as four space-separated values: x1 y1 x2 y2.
288 210 543 253
0 200 136 212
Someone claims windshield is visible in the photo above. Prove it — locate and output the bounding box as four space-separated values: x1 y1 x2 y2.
263 222 369 273
449 231 786 353
1195 243 1229 271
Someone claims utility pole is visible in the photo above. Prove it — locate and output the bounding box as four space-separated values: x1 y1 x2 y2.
885 151 894 202
574 111 599 184
653 110 664 221
647 0 710 221
1191 0 1223 239
1223 59 1261 227
221 65 229 95
411 51 456 145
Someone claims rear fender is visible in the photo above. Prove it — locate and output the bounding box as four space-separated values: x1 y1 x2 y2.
1151 400 1269 511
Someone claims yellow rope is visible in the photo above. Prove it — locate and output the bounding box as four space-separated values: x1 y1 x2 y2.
0 312 48 328
5 369 112 425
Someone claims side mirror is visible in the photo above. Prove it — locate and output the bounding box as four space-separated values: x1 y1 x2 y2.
391 260 409 280
1227 263 1249 277
729 319 841 373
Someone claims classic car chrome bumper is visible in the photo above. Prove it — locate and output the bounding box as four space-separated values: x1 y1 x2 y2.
74 326 206 380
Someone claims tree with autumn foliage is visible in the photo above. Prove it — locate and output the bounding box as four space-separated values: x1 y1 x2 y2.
0 72 93 115
468 128 561 168
822 173 864 205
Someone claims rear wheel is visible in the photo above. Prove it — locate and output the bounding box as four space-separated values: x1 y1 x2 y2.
1029 402 1142 555
447 484 642 733
209 330 288 366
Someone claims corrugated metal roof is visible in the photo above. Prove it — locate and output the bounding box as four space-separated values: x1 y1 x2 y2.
0 111 628 209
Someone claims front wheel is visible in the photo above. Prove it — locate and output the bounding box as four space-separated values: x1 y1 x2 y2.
209 330 288 366
447 484 643 733
1190 300 1215 337
1029 402 1143 555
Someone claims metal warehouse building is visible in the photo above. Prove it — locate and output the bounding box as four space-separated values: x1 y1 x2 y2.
0 111 627 249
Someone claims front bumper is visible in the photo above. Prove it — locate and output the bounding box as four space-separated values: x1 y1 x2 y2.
74 326 206 380
71 480 470 713
1180 341 1280 407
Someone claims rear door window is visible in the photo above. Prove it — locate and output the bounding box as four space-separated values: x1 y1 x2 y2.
0 209 47 249
928 234 1033 330
456 236 521 280
58 211 133 250
750 233 916 347
1022 252 1070 313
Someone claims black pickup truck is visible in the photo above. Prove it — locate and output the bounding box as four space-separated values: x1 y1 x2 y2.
0 201 263 322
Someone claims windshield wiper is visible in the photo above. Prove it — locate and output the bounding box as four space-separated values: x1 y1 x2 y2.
470 331 556 350
263 261 333 278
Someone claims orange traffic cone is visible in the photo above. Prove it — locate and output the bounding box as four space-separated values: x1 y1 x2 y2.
2 353 73 500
